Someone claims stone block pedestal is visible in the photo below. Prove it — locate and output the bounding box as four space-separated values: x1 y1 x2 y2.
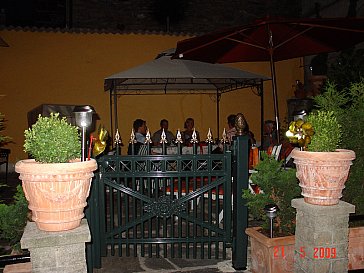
20 219 91 273
292 198 355 273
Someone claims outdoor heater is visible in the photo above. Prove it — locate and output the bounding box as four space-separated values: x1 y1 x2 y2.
264 204 279 238
73 105 95 161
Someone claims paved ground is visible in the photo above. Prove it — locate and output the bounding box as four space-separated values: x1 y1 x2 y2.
2 248 252 273
92 248 252 273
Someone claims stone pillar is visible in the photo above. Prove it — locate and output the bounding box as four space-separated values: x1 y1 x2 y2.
20 219 91 273
292 198 355 273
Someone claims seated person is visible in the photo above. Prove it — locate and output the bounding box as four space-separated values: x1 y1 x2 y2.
181 117 200 146
128 119 148 155
151 119 175 146
226 114 237 143
243 120 256 147
216 114 237 152
225 113 255 146
262 120 278 151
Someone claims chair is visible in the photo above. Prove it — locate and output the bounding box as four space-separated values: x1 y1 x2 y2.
165 178 199 198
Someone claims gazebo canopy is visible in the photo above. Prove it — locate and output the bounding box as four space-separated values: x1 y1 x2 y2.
104 49 270 139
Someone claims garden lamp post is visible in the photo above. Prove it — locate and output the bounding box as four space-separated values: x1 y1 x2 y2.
264 204 279 238
73 105 95 161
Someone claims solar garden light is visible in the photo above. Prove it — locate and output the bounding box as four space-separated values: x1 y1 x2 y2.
73 105 95 161
264 204 279 238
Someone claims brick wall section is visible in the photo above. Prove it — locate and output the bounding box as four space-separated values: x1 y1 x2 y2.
292 198 355 273
72 0 301 34
21 220 90 273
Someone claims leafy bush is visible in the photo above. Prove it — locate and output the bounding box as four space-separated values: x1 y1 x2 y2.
328 48 364 91
0 185 28 250
306 110 342 152
313 79 364 216
242 153 301 235
24 113 81 163
0 112 11 146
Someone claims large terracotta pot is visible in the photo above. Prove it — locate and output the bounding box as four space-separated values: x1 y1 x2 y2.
291 149 355 206
246 227 295 273
15 159 97 232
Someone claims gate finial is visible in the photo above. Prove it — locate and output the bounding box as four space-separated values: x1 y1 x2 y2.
235 113 247 136
221 128 228 143
175 129 183 144
206 128 214 143
129 129 137 144
160 128 168 144
190 128 199 144
145 129 152 144
114 129 122 145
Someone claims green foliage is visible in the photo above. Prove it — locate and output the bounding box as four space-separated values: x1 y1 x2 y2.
0 113 11 146
24 113 81 163
242 153 301 235
328 48 364 91
313 81 349 113
313 78 364 216
0 185 28 250
306 110 342 152
336 80 364 217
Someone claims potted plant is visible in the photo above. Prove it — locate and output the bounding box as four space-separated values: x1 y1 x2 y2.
308 79 364 269
242 153 301 273
287 108 355 206
15 113 97 232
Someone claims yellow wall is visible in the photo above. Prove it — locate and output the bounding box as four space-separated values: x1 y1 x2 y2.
0 29 303 163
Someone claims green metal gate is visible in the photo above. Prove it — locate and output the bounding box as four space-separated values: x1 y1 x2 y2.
86 136 249 271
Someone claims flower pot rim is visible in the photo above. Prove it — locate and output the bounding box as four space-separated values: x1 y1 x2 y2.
245 226 295 247
291 148 355 160
15 158 98 174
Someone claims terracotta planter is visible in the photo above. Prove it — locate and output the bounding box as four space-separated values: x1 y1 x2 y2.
348 226 364 270
291 149 355 206
246 227 295 273
246 226 363 273
15 159 97 232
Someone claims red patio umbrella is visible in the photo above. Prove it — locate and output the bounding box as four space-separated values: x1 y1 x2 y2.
174 17 364 141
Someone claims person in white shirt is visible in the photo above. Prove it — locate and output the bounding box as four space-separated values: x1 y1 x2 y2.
133 119 147 144
128 118 147 155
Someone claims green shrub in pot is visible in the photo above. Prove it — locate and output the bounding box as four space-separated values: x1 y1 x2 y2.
17 113 97 232
288 80 356 206
314 79 364 217
242 152 301 236
24 113 81 163
305 110 342 152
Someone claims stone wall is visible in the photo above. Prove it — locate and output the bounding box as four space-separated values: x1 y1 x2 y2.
72 0 301 34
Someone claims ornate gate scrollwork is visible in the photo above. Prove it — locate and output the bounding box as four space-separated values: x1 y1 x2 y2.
144 196 186 218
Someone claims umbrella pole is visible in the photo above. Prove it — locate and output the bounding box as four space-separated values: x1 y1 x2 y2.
216 92 221 138
269 55 280 143
114 88 119 145
109 89 114 147
259 82 264 146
